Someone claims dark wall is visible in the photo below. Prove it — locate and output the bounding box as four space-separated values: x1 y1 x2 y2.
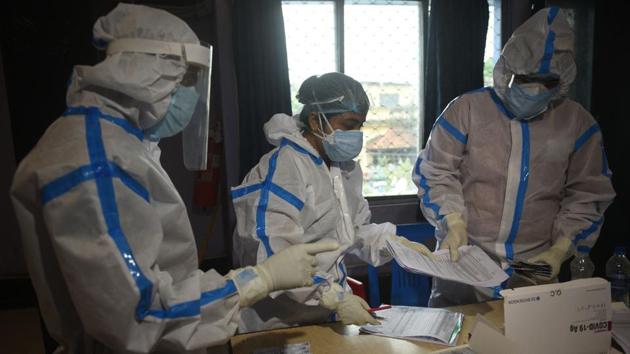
0 1 115 278
0 1 114 162
590 1 630 277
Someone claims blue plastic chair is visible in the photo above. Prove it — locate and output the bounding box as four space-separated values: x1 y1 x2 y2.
367 223 435 307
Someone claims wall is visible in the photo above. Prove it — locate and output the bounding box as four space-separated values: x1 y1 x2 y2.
589 0 630 276
0 49 25 277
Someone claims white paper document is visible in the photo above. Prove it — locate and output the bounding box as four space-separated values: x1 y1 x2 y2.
360 306 463 346
386 239 509 287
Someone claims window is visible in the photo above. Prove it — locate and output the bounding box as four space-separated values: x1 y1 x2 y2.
379 93 400 109
282 0 424 197
484 0 502 86
283 1 501 198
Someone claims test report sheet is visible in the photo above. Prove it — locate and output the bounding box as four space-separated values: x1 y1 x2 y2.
386 239 509 287
360 306 463 346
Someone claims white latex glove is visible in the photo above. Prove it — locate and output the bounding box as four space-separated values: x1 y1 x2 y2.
228 242 339 307
440 213 467 261
320 283 380 325
527 237 572 281
392 235 435 259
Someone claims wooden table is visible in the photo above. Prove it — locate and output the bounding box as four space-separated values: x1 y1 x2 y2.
230 300 504 354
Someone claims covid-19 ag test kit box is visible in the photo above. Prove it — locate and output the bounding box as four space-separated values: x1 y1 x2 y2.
501 277 611 354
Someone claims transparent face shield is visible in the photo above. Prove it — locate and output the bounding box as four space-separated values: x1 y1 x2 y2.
106 38 212 170
181 42 211 171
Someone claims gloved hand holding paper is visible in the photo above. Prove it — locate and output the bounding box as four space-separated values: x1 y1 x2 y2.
386 238 509 287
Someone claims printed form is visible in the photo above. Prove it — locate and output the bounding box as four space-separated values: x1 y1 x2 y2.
361 306 463 346
386 239 509 287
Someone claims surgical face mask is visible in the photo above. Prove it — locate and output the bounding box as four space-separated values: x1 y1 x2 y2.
504 82 559 120
313 113 363 162
145 86 200 140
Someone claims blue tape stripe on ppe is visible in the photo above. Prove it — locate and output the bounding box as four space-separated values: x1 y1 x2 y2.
488 88 516 119
313 276 326 285
415 158 443 221
573 124 600 152
109 163 150 202
573 217 603 245
231 183 263 200
269 183 304 211
539 31 556 74
42 162 150 204
282 138 323 165
437 117 467 145
339 262 347 285
505 122 530 262
147 280 238 319
200 280 237 306
256 148 282 257
85 108 154 320
492 266 513 299
492 286 502 299
147 300 200 319
548 6 560 24
577 245 591 254
539 7 559 74
84 107 229 320
42 165 99 204
64 106 144 141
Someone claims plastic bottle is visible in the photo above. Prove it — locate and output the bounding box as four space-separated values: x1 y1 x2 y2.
605 246 630 306
570 246 595 279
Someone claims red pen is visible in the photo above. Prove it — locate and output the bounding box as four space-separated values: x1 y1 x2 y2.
368 305 392 313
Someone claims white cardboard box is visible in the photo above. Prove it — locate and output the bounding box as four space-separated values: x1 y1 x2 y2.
501 278 611 354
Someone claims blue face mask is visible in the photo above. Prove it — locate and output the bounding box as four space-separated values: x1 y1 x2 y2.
504 83 559 120
323 130 364 162
145 86 200 140
315 113 363 162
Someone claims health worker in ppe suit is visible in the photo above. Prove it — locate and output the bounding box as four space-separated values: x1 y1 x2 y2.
10 4 338 353
231 72 434 332
414 6 615 307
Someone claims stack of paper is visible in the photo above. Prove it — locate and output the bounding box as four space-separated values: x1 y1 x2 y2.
386 239 509 287
509 260 552 278
360 306 464 346
612 302 630 353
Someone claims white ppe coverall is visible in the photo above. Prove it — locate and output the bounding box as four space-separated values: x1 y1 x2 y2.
232 113 396 332
414 7 615 306
11 4 240 353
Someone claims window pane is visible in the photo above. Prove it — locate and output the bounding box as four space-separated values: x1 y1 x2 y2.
345 1 422 197
282 1 337 114
484 0 502 86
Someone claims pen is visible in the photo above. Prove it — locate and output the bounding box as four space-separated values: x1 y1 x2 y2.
368 305 392 313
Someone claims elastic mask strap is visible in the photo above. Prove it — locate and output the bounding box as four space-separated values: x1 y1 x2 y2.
310 90 345 139
316 112 336 137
